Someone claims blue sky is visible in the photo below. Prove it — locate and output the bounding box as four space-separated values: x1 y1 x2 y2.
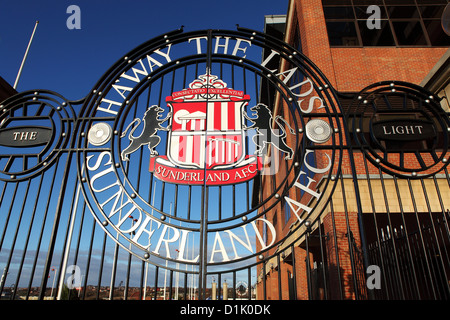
0 0 289 101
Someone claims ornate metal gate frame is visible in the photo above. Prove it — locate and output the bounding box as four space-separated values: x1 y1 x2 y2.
0 27 449 300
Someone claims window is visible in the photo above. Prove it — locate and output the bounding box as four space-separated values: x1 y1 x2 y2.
358 20 395 46
327 21 360 46
322 0 450 47
391 20 428 45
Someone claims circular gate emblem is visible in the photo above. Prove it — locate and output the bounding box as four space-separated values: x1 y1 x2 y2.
349 81 450 178
77 29 344 273
0 90 75 182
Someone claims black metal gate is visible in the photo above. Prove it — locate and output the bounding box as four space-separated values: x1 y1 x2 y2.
0 28 449 300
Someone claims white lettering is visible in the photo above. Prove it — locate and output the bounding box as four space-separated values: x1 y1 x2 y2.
231 38 252 58
97 98 122 115
153 44 173 63
214 36 231 54
289 77 314 98
298 95 325 114
210 231 230 262
120 59 149 82
177 230 200 262
189 36 207 54
304 149 332 174
260 49 280 73
284 149 332 222
112 83 134 99
152 224 180 259
131 215 161 249
276 66 298 85
251 218 276 250
224 226 253 259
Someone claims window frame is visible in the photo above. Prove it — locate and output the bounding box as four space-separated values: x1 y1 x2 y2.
322 0 449 48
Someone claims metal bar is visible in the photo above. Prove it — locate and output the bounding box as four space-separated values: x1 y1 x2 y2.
154 266 159 300
80 214 97 300
406 178 437 299
0 182 19 251
139 260 144 300
218 273 221 301
419 178 450 297
361 152 390 298
247 268 252 300
317 221 329 299
24 164 59 299
378 169 405 299
70 202 87 294
5 179 31 300
56 166 84 300
198 30 213 300
262 260 266 300
124 250 132 300
433 175 450 265
277 254 282 300
343 110 374 299
392 176 421 298
38 153 74 300
168 270 173 300
108 234 119 300
328 198 344 299
183 271 188 300
290 244 297 300
233 271 236 300
96 233 107 300
338 167 360 300
305 231 311 299
11 174 43 300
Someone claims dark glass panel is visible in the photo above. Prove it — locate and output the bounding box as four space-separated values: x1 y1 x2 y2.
384 0 415 4
419 5 445 18
322 0 352 5
387 6 421 18
358 20 396 46
392 20 428 45
423 19 450 46
353 0 384 5
326 21 360 46
355 5 388 19
323 6 355 19
416 0 447 4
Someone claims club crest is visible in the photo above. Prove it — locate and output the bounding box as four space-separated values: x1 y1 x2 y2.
121 73 295 185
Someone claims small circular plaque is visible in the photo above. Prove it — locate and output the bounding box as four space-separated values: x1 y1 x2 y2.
88 123 112 146
305 119 332 144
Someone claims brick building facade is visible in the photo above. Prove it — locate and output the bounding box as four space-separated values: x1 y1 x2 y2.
256 0 450 300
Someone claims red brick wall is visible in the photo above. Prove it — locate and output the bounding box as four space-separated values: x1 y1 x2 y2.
329 47 448 91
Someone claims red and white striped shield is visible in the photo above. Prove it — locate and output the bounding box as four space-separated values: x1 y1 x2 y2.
167 95 250 169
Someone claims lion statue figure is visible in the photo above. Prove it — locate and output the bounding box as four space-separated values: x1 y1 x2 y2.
243 103 295 160
120 105 171 161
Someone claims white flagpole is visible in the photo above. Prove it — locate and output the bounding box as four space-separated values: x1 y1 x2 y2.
13 20 39 89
